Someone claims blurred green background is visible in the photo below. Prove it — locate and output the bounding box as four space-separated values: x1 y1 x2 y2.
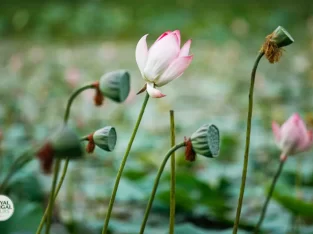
1 0 313 233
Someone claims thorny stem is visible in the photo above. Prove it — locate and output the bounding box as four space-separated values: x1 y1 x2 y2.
37 83 95 234
232 52 264 234
102 92 150 234
169 110 176 234
139 142 186 234
254 159 285 234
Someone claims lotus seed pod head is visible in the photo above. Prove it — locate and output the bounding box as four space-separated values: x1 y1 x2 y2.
271 26 294 48
99 70 131 103
190 124 220 158
93 126 117 152
51 125 83 159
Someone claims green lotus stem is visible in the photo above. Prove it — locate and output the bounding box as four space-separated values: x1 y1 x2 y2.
63 84 95 122
37 83 95 234
254 160 285 234
169 110 176 234
45 158 61 234
139 142 186 234
102 92 150 234
233 52 264 234
37 158 71 233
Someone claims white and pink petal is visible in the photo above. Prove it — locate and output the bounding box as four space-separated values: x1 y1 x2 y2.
156 55 193 87
146 82 166 98
179 39 192 57
143 33 180 81
135 34 149 75
272 122 281 143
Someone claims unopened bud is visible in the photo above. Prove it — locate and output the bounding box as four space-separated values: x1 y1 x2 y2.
271 26 294 48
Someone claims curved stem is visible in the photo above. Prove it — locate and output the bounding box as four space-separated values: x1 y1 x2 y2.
37 83 95 234
64 84 95 122
102 92 150 234
254 160 285 234
233 52 264 234
169 110 176 234
139 142 185 234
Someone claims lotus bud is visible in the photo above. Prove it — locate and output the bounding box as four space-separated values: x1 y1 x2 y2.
260 26 294 63
85 126 117 153
190 124 220 158
270 26 294 48
272 113 313 161
99 70 131 103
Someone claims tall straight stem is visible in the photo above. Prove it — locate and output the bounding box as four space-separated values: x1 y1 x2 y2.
169 110 176 234
36 158 70 234
139 142 185 234
233 52 264 234
37 84 94 234
45 159 61 234
102 92 150 234
254 160 285 234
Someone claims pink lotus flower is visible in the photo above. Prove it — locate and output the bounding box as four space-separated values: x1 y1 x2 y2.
135 30 193 98
272 113 313 161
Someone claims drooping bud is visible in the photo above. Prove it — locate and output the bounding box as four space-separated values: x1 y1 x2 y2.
50 125 83 159
92 126 117 152
260 26 294 63
190 124 220 158
36 126 83 174
270 26 294 48
99 70 131 103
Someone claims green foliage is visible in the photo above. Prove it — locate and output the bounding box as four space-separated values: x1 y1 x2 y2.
272 188 313 218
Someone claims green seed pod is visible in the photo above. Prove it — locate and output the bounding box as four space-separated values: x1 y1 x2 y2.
190 124 220 158
51 125 83 159
93 126 117 152
99 70 131 103
271 26 294 48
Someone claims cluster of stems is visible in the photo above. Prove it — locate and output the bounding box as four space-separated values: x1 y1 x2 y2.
0 26 295 234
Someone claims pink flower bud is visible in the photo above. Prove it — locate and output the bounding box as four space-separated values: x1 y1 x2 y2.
272 113 313 160
135 30 193 98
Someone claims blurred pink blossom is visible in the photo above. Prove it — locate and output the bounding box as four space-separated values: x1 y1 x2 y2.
9 54 23 73
136 30 193 98
272 113 313 161
65 67 81 88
